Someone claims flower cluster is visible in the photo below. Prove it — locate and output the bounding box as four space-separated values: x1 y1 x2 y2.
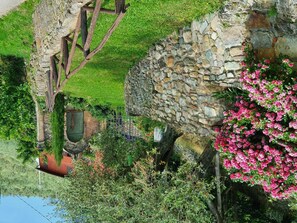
215 54 297 199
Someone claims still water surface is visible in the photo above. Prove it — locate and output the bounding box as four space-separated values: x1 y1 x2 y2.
0 141 64 223
0 196 62 223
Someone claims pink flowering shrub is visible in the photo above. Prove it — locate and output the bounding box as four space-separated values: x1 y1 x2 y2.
215 50 297 199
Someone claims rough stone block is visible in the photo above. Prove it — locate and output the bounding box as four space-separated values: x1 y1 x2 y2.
224 62 241 70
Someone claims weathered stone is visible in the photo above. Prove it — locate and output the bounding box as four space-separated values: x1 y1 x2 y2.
227 72 235 78
183 31 192 43
211 32 218 40
179 97 187 107
155 84 163 93
247 12 271 29
230 47 243 57
225 62 241 70
203 106 217 118
222 26 245 48
191 20 200 32
176 112 181 122
199 20 208 34
154 52 162 60
166 56 175 67
275 37 297 60
251 31 273 49
210 14 220 30
256 48 275 60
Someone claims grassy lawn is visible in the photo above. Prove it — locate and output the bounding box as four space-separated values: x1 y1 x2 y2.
0 0 40 59
0 0 223 107
64 0 223 107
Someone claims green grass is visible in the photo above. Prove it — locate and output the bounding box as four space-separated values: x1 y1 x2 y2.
0 0 40 59
0 0 223 107
63 0 223 107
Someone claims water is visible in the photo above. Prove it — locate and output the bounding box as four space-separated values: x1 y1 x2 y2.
0 196 63 223
0 141 65 223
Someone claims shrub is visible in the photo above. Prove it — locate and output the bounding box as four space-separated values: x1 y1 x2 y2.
215 48 297 199
0 56 37 163
91 127 152 175
51 94 65 164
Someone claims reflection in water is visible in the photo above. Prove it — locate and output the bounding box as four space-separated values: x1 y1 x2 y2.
0 141 65 223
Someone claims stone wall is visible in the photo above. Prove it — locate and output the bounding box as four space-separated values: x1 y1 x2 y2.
125 0 297 138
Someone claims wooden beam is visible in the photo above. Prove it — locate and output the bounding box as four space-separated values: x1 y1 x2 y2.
57 38 64 89
50 56 58 88
100 8 116 15
83 6 116 14
84 0 102 51
115 0 125 14
82 6 94 12
62 37 69 72
65 13 82 75
47 70 53 97
81 8 90 57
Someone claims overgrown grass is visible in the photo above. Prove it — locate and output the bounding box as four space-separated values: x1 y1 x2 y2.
0 0 40 59
63 0 223 107
50 94 65 165
0 141 65 197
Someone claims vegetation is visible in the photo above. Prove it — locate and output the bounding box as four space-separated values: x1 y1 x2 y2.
50 94 65 164
55 127 297 223
65 96 112 119
0 0 40 59
56 154 215 223
0 141 64 197
215 46 297 199
90 126 153 174
0 56 37 163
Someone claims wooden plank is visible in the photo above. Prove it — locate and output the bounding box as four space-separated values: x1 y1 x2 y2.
57 38 64 89
65 13 82 75
84 7 116 14
46 70 54 111
84 0 102 51
100 8 116 15
81 8 90 57
115 0 125 14
82 6 94 12
47 70 53 96
50 56 58 88
62 37 69 72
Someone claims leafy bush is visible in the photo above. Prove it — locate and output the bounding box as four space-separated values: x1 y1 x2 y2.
65 96 112 119
51 94 65 164
90 127 152 174
215 48 297 199
0 56 37 163
56 156 215 223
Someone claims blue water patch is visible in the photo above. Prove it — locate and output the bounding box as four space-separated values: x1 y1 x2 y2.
0 196 63 223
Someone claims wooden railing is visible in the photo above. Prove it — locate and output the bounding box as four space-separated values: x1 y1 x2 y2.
46 0 129 112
